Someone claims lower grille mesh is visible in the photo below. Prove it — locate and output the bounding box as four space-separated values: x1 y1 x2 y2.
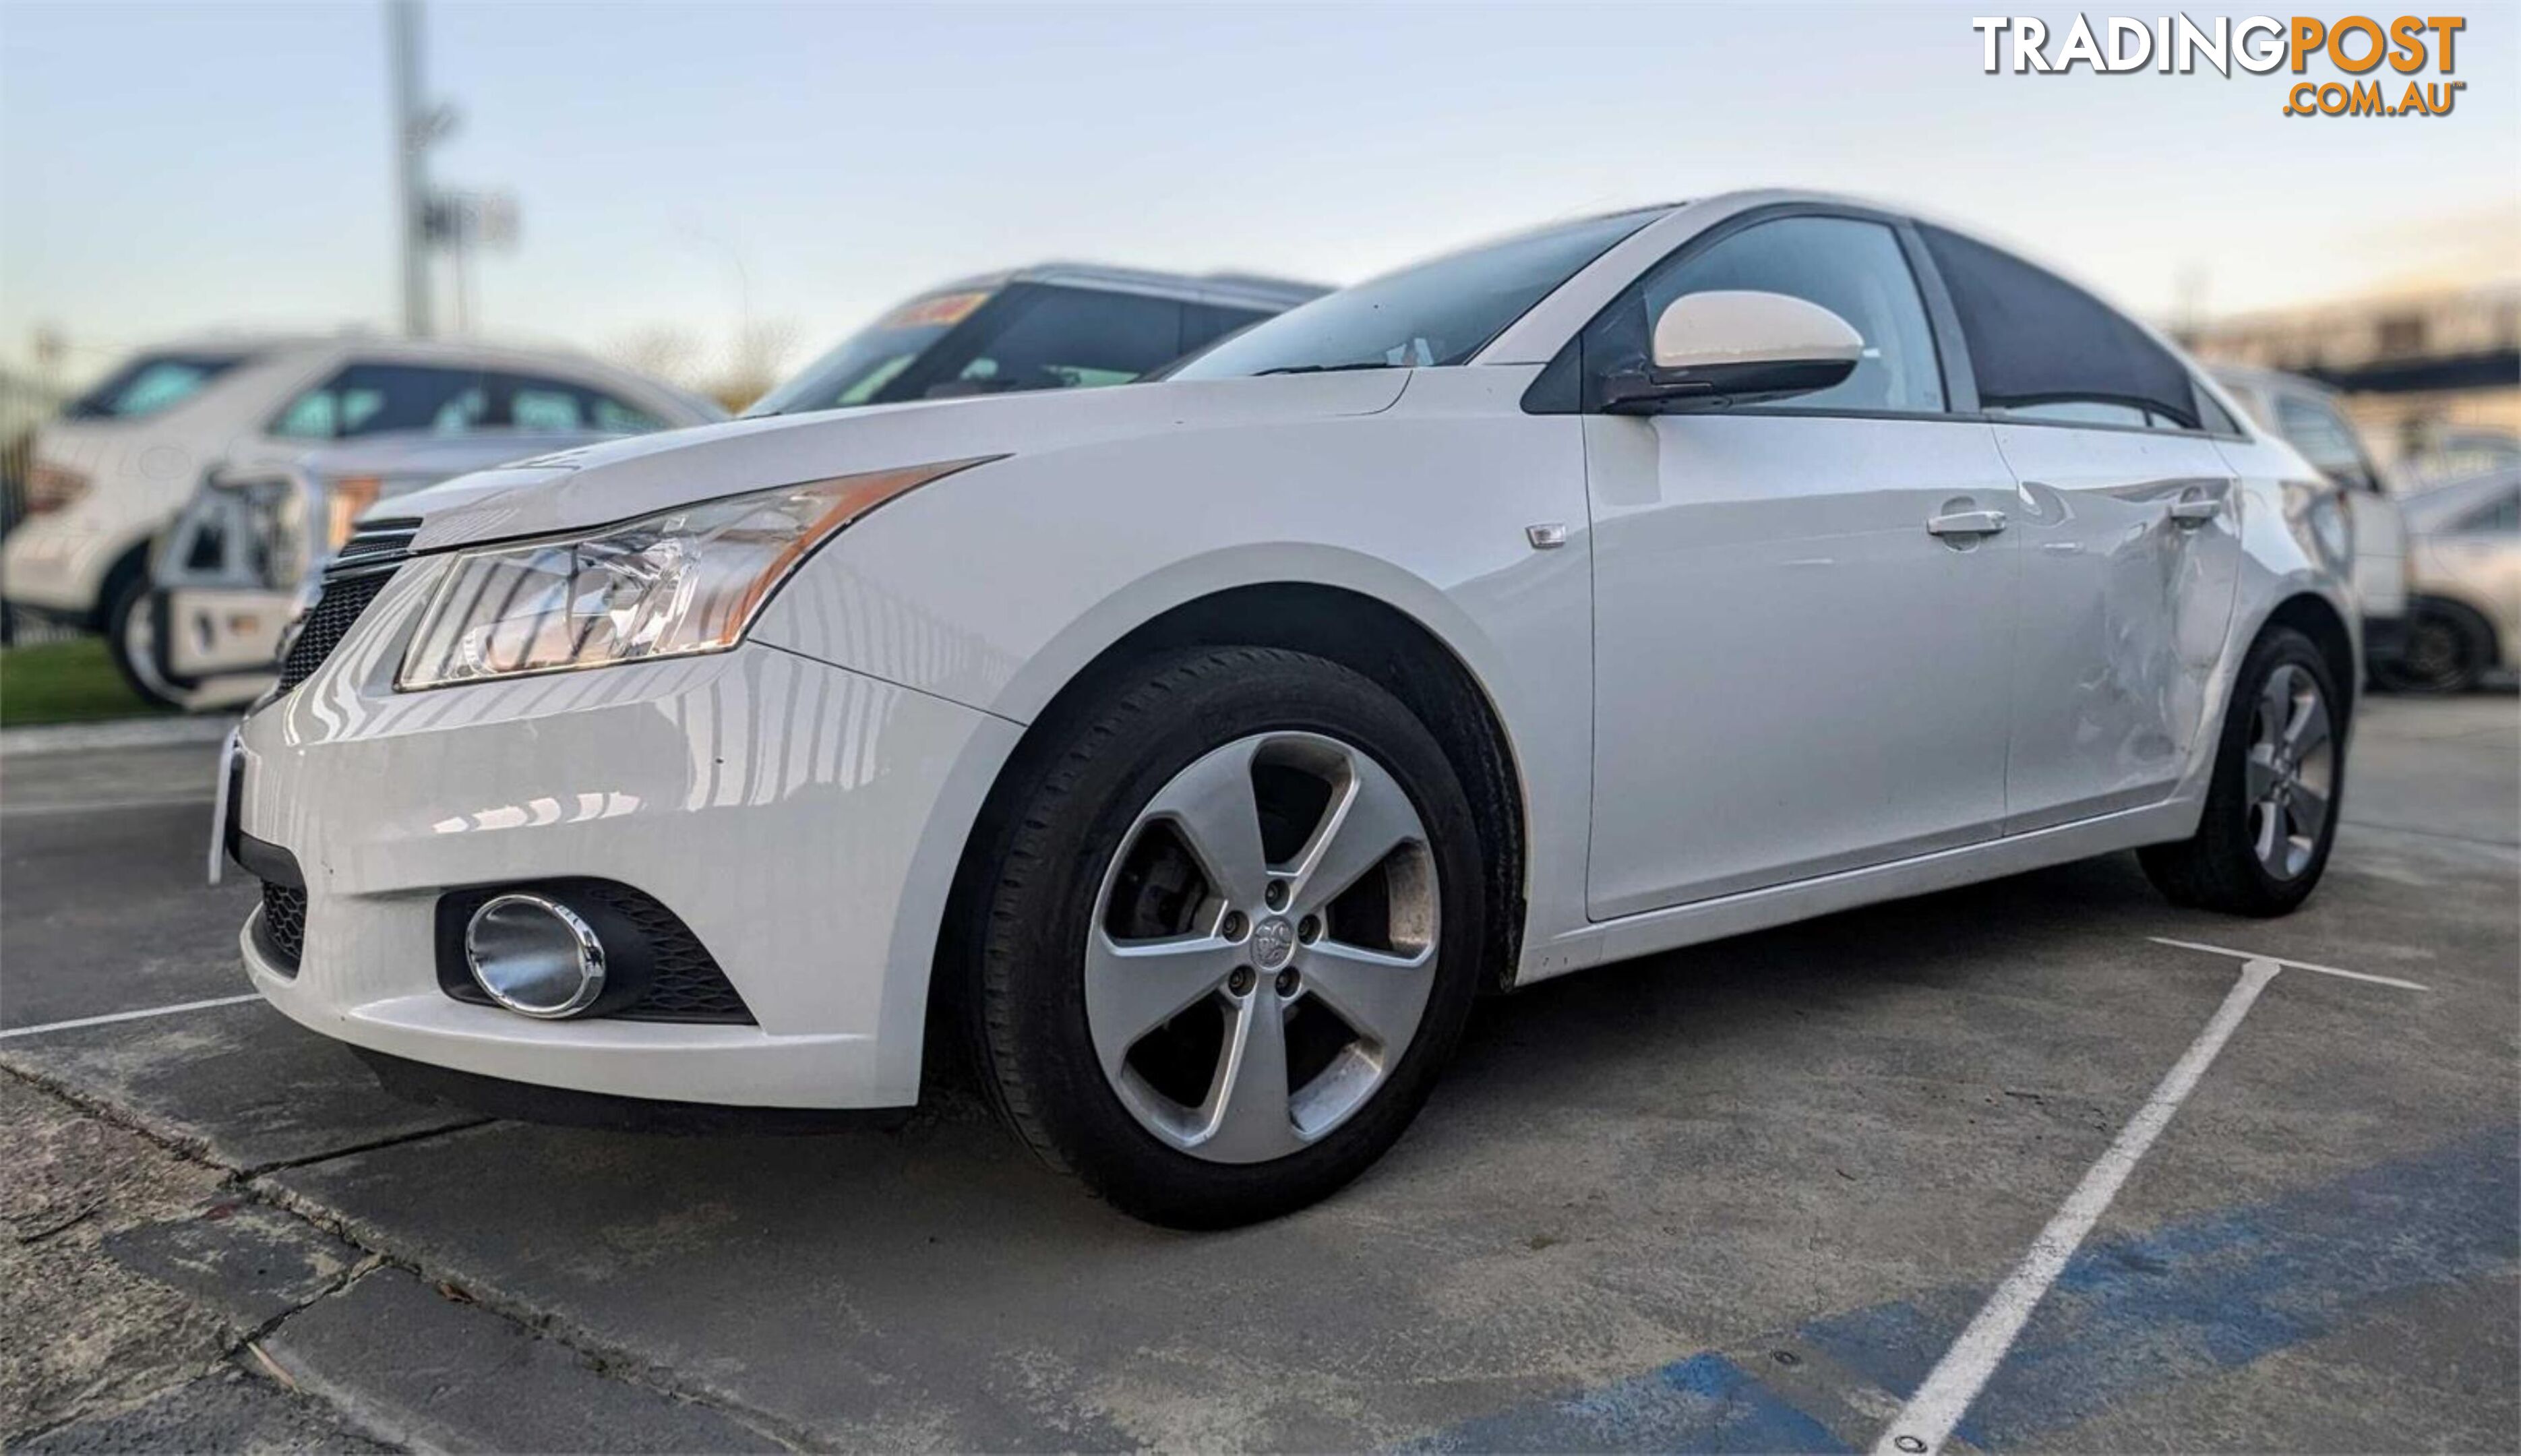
584 883 756 1023
257 880 306 972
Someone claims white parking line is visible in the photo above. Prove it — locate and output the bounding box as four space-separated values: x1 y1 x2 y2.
2147 936 2431 990
0 993 263 1040
1874 942 2426 1456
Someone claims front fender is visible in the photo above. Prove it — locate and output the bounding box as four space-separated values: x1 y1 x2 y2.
750 377 1601 973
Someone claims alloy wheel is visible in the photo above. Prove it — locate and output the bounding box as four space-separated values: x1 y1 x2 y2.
2243 663 2335 880
1085 731 1439 1164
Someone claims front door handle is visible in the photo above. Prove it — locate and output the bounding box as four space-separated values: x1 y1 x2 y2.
1926 508 2007 537
2169 497 2223 527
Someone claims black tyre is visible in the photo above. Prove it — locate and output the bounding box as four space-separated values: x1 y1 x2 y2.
2372 599 2489 694
2139 626 2343 917
102 574 188 712
962 646 1488 1227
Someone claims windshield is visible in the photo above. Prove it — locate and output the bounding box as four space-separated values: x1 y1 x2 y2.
746 289 995 417
66 352 247 421
1168 210 1662 380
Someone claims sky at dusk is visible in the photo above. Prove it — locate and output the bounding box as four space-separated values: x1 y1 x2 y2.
4 1 2514 387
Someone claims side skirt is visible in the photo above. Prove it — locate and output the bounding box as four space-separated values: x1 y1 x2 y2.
1517 797 2201 987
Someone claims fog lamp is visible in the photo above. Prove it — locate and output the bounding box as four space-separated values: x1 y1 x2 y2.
464 894 606 1018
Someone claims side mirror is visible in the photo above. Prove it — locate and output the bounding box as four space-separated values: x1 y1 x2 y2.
1603 290 1864 412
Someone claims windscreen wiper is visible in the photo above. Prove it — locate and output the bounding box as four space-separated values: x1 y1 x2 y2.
1252 361 1399 377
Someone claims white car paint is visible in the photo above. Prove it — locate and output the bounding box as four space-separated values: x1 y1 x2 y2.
235 191 2357 1113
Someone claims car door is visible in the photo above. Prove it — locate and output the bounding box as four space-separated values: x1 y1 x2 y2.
1910 225 2244 830
1579 212 2019 919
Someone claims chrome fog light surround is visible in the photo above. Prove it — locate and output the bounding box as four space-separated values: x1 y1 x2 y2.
464 894 607 1019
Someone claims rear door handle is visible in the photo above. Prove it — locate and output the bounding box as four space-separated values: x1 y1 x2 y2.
1926 508 2007 537
2169 497 2223 527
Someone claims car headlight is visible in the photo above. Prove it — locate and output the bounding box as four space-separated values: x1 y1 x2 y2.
396 458 988 690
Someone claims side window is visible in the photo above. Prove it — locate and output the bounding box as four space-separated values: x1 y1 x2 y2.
1918 224 2199 431
2273 396 2380 493
587 392 664 431
497 374 666 433
270 364 493 440
2455 487 2520 535
2194 384 2246 437
928 286 1185 398
508 380 586 431
1600 216 1947 415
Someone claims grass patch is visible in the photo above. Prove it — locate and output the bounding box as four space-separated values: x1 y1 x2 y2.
0 637 166 727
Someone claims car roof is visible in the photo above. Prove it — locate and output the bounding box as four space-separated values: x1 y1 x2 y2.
914 263 1331 312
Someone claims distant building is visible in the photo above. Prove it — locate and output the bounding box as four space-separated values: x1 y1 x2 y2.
2181 284 2520 473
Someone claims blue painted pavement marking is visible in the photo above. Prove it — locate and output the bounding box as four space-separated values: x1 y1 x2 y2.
1804 1124 2518 1449
1415 1125 2518 1453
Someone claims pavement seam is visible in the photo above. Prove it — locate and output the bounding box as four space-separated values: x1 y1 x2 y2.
0 1064 807 1453
239 1118 497 1177
0 1065 397 1451
249 1172 819 1453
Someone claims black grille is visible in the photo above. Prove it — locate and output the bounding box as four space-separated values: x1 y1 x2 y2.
590 884 755 1022
332 516 421 567
435 880 755 1025
257 880 306 973
275 568 392 692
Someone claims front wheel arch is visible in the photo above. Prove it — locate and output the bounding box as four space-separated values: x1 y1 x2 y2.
92 543 153 634
930 584 1531 1091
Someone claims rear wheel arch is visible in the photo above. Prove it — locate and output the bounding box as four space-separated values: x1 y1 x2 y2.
2257 592 2356 726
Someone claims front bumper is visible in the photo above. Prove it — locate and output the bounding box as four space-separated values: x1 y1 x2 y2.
235 560 1021 1109
1 514 119 618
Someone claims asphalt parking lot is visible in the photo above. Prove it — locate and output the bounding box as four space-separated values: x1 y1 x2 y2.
3 694 2514 1453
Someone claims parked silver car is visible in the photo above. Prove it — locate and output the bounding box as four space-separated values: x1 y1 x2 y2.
151 429 640 708
150 264 1327 710
2212 366 2410 677
2377 468 2521 692
7 335 724 706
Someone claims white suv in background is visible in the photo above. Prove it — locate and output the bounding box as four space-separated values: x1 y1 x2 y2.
1 335 719 705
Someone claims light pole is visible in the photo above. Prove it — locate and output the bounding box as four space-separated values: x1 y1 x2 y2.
388 0 435 337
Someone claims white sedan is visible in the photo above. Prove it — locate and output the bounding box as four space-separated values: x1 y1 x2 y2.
231 191 2359 1226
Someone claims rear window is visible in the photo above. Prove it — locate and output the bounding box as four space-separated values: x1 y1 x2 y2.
66 353 245 421
1920 225 2200 430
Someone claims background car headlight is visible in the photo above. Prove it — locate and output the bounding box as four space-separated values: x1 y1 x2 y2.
396 458 987 690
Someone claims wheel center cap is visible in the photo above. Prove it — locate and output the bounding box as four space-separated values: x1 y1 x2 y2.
1251 917 1296 970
